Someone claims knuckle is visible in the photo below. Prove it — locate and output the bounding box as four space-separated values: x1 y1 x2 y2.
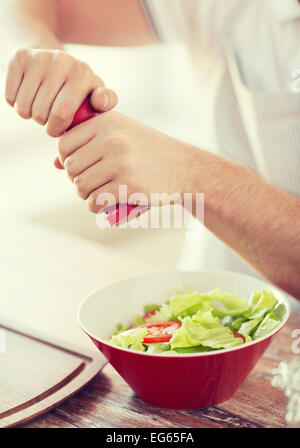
73 60 90 77
94 74 104 87
87 192 99 213
31 50 48 64
5 94 14 107
116 153 132 172
106 130 126 147
16 104 31 119
64 156 76 177
58 137 68 158
74 176 86 199
52 104 73 122
99 110 121 126
31 108 47 125
53 50 68 62
46 125 59 138
14 48 28 62
74 175 82 186
54 51 74 69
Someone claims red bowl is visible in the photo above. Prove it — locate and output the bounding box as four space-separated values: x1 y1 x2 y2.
78 270 290 409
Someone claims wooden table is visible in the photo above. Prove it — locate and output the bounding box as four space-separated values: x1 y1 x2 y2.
22 313 299 428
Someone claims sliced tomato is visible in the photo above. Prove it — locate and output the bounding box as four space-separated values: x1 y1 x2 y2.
137 321 182 343
231 330 246 343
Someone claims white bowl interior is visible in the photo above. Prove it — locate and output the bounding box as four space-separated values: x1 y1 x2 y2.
78 270 290 343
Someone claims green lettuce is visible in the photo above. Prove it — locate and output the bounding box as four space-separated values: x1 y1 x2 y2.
144 303 160 314
109 287 285 354
111 327 147 351
210 288 249 317
231 317 246 331
113 322 128 335
132 315 145 326
145 342 171 353
145 303 173 322
170 310 244 350
246 289 278 319
252 314 281 339
174 346 215 353
270 302 287 321
238 317 262 337
168 292 211 318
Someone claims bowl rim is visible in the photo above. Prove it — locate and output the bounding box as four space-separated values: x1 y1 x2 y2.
77 268 291 358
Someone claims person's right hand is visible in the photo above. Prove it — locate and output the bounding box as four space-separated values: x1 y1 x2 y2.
4 49 118 137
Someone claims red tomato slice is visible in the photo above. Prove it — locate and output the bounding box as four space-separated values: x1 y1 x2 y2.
232 330 246 343
137 321 182 343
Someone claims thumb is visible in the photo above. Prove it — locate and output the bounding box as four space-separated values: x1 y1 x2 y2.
90 86 118 112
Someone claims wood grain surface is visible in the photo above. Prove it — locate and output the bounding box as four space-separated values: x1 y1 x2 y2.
21 313 300 428
0 323 107 428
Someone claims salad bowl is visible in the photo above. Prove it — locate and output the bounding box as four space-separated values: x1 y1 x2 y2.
78 270 290 409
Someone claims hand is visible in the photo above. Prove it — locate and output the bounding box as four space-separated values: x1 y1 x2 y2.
4 49 118 137
57 111 200 213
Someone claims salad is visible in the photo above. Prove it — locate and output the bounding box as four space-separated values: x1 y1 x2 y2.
109 288 287 354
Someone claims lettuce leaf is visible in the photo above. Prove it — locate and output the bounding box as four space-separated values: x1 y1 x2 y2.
174 346 215 353
210 288 249 317
144 303 160 314
230 290 284 338
132 315 145 326
270 302 287 321
113 322 128 335
145 303 173 322
246 289 278 319
111 327 147 351
249 290 262 307
145 342 171 353
231 317 247 331
110 287 284 354
252 314 281 339
238 317 262 337
170 310 244 350
168 292 211 318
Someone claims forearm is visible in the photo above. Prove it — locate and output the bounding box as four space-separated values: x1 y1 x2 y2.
0 0 62 68
49 105 299 300
190 150 300 299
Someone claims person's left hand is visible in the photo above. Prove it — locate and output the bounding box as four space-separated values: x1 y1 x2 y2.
56 111 200 213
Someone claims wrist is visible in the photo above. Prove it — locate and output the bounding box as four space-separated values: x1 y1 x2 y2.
183 148 248 220
27 23 63 50
1 27 62 71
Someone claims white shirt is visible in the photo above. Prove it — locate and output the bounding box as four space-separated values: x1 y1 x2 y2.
141 0 300 193
140 0 300 306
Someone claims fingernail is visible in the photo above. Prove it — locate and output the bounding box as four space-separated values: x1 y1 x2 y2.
103 93 109 109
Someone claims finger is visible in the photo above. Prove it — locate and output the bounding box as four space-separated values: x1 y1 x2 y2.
5 51 25 106
14 64 46 119
58 109 122 162
86 183 120 214
73 159 115 200
46 76 105 138
90 86 118 112
58 117 98 161
31 75 66 125
64 139 104 180
63 129 126 179
58 124 97 166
